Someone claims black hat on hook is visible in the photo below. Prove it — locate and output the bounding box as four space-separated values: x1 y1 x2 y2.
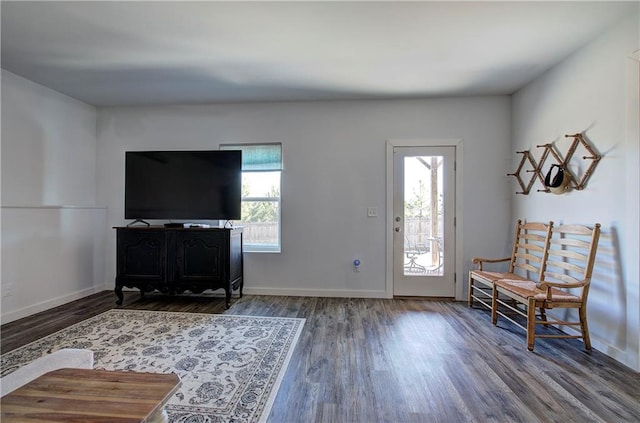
544 164 570 194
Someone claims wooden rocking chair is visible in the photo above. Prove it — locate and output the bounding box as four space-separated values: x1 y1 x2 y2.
492 223 601 351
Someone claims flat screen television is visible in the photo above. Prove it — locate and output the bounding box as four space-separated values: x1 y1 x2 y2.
125 150 242 221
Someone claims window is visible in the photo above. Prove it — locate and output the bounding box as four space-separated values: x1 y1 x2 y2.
220 143 282 252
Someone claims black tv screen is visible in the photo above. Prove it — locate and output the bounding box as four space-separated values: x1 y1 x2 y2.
125 150 242 220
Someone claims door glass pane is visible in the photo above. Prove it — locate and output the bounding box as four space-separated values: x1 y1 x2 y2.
403 156 444 276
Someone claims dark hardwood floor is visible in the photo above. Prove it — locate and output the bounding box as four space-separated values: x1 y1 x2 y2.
2 291 639 422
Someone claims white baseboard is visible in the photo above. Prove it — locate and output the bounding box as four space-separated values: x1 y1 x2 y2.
243 287 391 299
113 286 391 299
1 286 104 324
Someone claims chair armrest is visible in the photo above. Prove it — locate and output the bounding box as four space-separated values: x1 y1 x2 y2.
536 279 588 290
536 279 590 301
471 257 510 271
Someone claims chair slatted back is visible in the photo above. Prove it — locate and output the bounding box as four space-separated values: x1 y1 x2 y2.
509 220 554 282
543 223 601 299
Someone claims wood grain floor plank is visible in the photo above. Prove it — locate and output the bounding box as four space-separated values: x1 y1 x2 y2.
2 291 639 423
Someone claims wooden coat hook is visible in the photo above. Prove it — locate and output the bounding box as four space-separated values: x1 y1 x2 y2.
534 143 564 193
507 150 538 194
563 133 602 190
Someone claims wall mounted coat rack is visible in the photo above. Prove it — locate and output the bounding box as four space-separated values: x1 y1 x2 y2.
508 133 602 195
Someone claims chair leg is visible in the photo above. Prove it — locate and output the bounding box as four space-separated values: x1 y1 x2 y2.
468 278 474 307
491 286 498 326
579 306 592 351
527 298 536 351
539 308 549 327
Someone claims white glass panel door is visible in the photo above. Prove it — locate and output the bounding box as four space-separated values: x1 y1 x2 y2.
393 146 455 297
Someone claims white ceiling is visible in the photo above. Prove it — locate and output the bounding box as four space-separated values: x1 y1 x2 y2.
1 1 633 106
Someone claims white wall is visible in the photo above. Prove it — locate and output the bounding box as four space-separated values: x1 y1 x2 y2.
97 97 511 300
1 70 106 323
511 9 639 370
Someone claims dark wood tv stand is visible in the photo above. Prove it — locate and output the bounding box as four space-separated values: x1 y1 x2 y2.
114 226 243 308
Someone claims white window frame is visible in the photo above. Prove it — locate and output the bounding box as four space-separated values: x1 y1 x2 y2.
220 143 282 253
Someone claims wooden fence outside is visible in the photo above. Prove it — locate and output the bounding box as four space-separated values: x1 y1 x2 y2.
242 222 279 244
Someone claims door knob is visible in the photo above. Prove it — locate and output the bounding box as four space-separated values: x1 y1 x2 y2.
395 216 401 222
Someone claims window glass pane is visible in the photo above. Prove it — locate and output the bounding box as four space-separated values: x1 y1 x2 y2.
241 200 280 248
242 172 280 198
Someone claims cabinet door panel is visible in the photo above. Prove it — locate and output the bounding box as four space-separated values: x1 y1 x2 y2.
175 231 225 281
117 230 165 281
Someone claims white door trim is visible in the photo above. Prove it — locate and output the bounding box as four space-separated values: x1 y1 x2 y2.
386 138 464 300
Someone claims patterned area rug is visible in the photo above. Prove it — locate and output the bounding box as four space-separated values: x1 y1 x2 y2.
1 309 305 423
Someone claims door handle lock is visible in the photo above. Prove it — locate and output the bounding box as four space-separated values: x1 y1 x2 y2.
394 227 401 232
395 216 401 222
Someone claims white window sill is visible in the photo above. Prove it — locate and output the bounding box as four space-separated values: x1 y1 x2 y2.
244 244 281 253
